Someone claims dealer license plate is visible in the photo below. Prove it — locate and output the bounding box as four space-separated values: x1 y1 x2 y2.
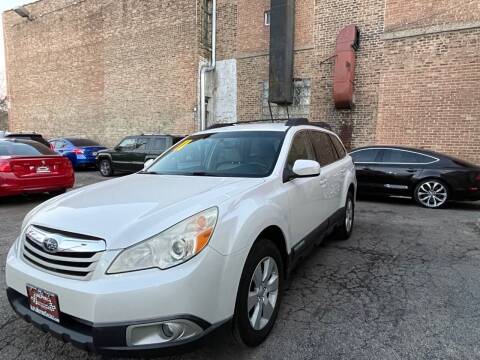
26 285 60 323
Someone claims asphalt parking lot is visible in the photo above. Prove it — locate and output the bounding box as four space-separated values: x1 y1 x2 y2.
1 171 479 360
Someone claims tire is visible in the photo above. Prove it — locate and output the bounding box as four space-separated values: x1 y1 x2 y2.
332 191 355 240
233 239 284 347
99 158 114 177
414 179 449 209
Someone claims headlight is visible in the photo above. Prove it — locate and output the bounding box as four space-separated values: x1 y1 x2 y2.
107 207 218 274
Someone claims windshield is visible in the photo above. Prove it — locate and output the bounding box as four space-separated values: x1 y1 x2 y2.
144 131 285 177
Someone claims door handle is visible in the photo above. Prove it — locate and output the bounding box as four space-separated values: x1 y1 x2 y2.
406 169 417 173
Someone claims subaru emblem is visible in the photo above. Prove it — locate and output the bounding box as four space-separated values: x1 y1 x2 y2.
43 238 59 253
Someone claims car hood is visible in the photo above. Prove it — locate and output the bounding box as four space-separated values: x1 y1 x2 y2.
26 174 264 249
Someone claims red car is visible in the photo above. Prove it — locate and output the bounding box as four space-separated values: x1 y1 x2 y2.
0 139 75 197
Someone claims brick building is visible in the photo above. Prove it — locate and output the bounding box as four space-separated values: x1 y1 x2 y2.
3 0 480 163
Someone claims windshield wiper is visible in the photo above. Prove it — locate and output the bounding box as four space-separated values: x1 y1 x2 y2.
189 171 211 176
138 170 162 175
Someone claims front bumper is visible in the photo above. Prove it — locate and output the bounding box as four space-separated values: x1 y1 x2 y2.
6 241 246 354
7 288 231 356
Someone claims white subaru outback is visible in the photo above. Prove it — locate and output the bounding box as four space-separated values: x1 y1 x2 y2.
6 119 356 356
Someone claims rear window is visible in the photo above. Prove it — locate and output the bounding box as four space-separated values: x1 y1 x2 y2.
0 141 56 156
67 138 101 146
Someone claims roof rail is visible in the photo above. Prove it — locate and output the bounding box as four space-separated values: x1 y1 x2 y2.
205 118 335 131
206 118 313 130
310 121 332 131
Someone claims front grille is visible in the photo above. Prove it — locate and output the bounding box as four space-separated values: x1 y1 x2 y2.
21 226 106 280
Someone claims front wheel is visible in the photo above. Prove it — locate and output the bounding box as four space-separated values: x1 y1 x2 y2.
233 239 284 347
99 158 114 177
414 179 449 208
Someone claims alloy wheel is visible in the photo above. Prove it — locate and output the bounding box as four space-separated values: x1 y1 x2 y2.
417 181 447 208
247 256 279 331
100 160 111 176
345 198 353 232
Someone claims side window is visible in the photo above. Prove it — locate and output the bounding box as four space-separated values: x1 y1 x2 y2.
350 149 381 163
134 137 149 153
286 132 315 170
150 137 167 152
381 149 436 164
330 135 346 159
310 131 337 166
117 138 136 151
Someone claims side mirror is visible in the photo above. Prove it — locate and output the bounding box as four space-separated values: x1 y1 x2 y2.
143 159 154 170
292 160 321 178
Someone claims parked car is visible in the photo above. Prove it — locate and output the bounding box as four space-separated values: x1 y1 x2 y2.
49 138 107 169
0 131 50 148
0 139 74 197
6 119 356 355
96 134 184 176
350 146 480 208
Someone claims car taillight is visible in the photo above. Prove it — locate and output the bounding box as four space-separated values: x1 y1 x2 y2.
475 174 480 182
0 159 12 172
50 144 55 150
73 148 84 155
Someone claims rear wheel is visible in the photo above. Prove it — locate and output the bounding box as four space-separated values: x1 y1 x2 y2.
233 239 284 347
332 191 355 240
99 158 114 177
414 179 449 209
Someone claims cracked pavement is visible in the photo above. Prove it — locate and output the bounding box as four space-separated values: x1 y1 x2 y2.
1 171 479 359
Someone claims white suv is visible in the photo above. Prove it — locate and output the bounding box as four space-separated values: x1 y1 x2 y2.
6 119 356 356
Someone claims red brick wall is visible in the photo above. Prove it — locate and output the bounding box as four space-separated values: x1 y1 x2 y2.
4 0 201 146
376 29 480 164
3 0 480 163
385 0 480 31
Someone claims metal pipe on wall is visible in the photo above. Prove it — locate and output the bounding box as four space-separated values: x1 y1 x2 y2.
199 0 216 131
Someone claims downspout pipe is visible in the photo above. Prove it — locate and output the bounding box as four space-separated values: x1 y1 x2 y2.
199 0 216 131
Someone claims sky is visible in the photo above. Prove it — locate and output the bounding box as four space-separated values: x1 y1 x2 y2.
0 0 36 97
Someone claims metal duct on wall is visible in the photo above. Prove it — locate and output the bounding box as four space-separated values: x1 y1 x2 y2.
268 0 295 105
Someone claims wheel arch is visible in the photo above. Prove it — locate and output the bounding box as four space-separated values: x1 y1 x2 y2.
256 225 289 277
413 176 452 196
97 153 112 161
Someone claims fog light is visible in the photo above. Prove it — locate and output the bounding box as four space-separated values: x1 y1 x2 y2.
161 322 183 340
127 319 204 347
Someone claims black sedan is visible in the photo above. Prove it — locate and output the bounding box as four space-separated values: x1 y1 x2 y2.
350 146 480 208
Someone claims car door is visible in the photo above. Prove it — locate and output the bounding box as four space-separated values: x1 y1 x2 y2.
309 130 344 214
111 137 136 171
375 148 437 196
350 148 385 194
283 131 329 246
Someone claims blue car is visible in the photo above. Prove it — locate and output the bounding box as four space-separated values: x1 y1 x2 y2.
49 138 107 168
